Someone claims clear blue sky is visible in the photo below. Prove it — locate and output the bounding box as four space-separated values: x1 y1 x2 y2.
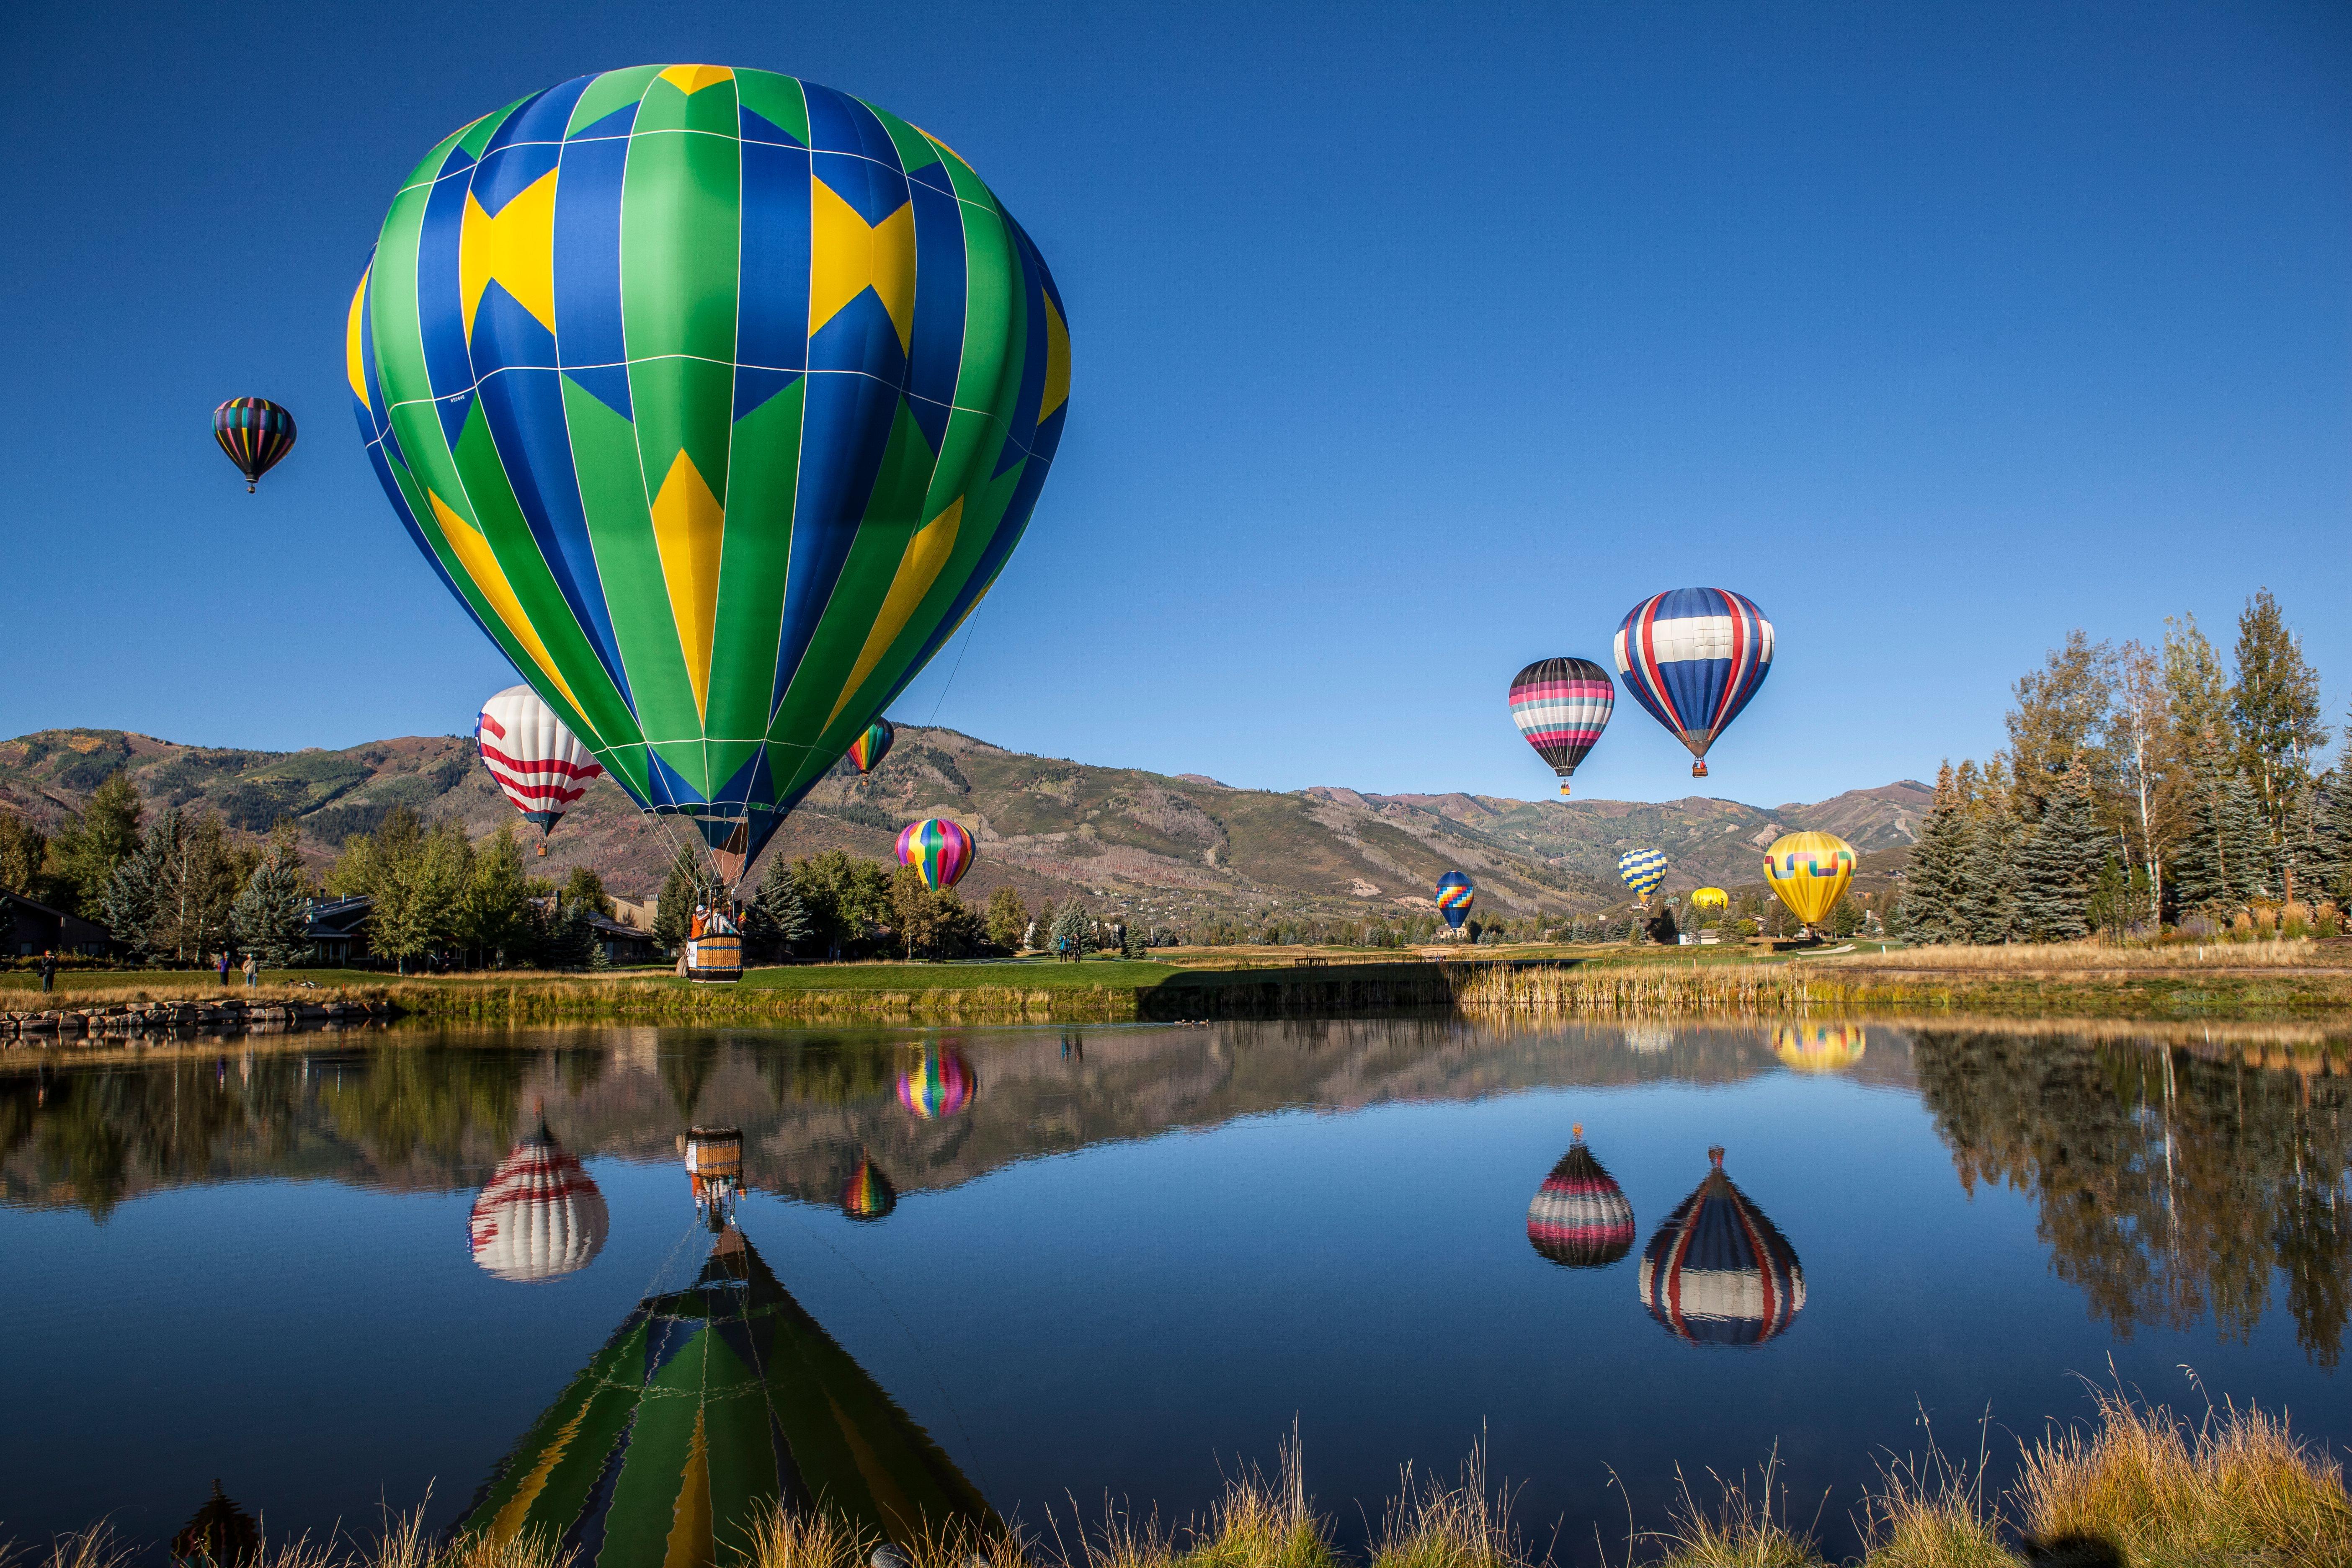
4 1 2344 807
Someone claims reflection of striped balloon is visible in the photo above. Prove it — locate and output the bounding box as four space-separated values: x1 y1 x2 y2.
469 1124 610 1282
1509 658 1614 794
1638 1146 1805 1347
1774 1024 1867 1072
479 685 606 836
895 818 974 891
1435 872 1475 930
838 1150 898 1221
1762 831 1855 926
846 719 895 775
1617 848 1668 902
1527 1127 1635 1269
897 1047 974 1119
1612 588 1774 777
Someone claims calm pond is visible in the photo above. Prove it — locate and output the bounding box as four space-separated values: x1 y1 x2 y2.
1 1019 2345 1564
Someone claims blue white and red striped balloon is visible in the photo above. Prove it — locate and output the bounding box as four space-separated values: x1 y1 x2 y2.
1612 589 1774 778
1637 1145 1805 1348
478 685 605 841
1509 658 1614 796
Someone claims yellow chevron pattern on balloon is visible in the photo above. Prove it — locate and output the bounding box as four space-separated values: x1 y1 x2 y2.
657 63 735 94
828 497 963 727
1761 830 1854 928
345 266 371 409
650 451 726 721
809 178 916 351
425 489 585 719
459 168 559 340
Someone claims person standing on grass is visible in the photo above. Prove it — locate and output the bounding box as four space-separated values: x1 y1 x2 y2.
216 950 231 984
242 952 258 991
39 949 55 994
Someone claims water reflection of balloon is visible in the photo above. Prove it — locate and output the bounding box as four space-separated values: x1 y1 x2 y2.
840 1148 898 1221
470 1122 611 1282
1617 848 1667 906
352 67 1069 895
1436 872 1475 931
1763 831 1854 929
686 1125 744 1232
1774 1024 1868 1072
172 1480 260 1567
1612 588 1774 779
897 1047 974 1119
1638 1145 1804 1347
1508 658 1614 796
460 1225 997 1563
1527 1123 1635 1269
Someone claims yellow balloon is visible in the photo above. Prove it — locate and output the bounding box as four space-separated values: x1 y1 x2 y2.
1762 831 1855 927
1689 887 1729 911
1773 1024 1868 1071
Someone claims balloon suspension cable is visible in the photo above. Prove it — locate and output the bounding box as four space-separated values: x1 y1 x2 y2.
926 605 984 728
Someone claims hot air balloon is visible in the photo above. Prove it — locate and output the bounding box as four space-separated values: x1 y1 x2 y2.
172 1482 260 1568
685 1125 744 1230
1435 872 1475 932
840 1148 898 1221
1638 1145 1805 1347
478 684 605 851
1613 589 1774 778
470 1122 612 1282
1508 658 1614 796
895 817 974 892
1526 1124 1635 1269
351 67 1069 895
1762 831 1854 931
1774 1024 1867 1072
896 1045 974 1119
847 718 896 774
1689 887 1728 913
1617 848 1668 906
685 901 743 984
459 1225 999 1565
213 398 296 494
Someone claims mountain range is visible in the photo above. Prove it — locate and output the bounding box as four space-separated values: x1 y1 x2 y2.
0 726 1926 924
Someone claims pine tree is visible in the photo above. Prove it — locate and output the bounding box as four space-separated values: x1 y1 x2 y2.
461 823 532 965
653 846 712 952
2223 773 2272 901
1049 901 1089 957
1904 761 1970 943
1962 806 2024 944
2231 588 2328 857
2309 773 2352 907
740 856 810 960
0 812 49 902
103 809 179 960
50 773 144 918
2015 769 2100 942
232 834 314 965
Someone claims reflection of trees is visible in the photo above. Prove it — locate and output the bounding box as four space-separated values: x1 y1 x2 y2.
312 1045 528 1175
658 1033 722 1119
1915 1033 2350 1367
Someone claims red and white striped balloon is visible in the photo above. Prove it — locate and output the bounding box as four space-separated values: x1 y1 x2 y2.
477 685 603 838
469 1124 610 1283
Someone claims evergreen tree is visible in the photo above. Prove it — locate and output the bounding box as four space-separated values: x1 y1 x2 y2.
0 812 50 903
559 865 613 916
1032 899 1057 952
541 898 607 970
740 855 811 960
103 810 179 960
49 772 144 918
2015 769 2101 942
2309 773 2352 908
2223 773 2272 901
373 819 472 973
653 846 712 952
461 822 533 964
1049 900 1090 957
983 886 1029 951
232 830 314 965
1904 761 1970 943
2231 588 2328 855
1961 805 2024 944
1122 920 1148 958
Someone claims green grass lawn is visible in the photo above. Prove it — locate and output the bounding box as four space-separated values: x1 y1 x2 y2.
0 967 388 996
736 957 1184 991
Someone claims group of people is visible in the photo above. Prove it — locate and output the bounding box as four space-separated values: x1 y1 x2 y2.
211 951 260 989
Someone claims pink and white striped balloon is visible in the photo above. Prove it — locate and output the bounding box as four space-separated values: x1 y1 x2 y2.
477 685 603 838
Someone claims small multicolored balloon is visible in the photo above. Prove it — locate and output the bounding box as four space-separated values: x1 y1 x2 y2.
897 1046 974 1119
838 1149 898 1221
1617 848 1668 905
895 817 974 891
1527 1124 1635 1269
214 397 297 493
847 719 896 775
1762 831 1854 928
1435 872 1475 931
1508 658 1614 796
1613 588 1774 778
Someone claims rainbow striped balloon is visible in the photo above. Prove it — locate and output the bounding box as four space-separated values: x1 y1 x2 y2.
1435 872 1475 931
1617 848 1668 904
846 719 895 775
895 817 974 891
213 397 297 494
1508 658 1614 795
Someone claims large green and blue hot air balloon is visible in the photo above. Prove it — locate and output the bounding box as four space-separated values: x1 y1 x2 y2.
351 66 1069 885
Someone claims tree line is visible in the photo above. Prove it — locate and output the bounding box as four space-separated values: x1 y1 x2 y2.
1898 591 2348 944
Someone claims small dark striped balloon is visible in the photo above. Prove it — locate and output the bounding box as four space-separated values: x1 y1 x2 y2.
1527 1125 1635 1268
213 397 297 492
